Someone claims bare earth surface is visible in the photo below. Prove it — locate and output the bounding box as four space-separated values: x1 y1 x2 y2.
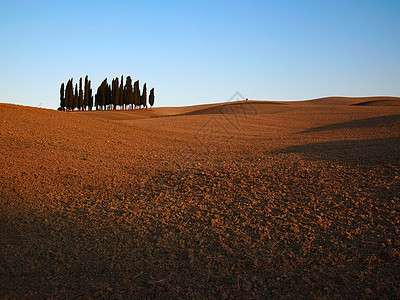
1 98 400 298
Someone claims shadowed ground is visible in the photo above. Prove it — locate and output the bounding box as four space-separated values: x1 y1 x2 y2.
279 137 400 166
298 114 400 133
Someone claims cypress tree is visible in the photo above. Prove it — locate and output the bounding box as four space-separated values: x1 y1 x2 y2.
60 82 65 110
105 82 109 110
111 78 115 109
88 80 93 110
125 76 133 109
97 85 101 110
95 81 104 111
65 79 70 111
70 79 74 110
141 83 147 108
107 83 112 110
68 79 73 111
97 81 102 110
133 80 140 108
119 75 124 109
149 88 155 107
84 75 89 110
95 91 99 110
73 83 78 111
114 77 120 109
100 79 107 110
70 82 74 111
65 78 73 111
78 77 83 111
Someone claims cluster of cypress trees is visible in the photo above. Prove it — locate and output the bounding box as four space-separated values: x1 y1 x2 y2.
59 75 154 111
59 76 93 111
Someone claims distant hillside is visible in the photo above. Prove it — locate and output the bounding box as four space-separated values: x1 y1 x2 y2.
294 96 400 106
181 100 285 116
352 99 400 107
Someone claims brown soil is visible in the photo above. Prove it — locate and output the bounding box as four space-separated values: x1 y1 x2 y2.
1 100 400 298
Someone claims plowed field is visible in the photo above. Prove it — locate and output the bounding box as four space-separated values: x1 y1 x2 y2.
1 99 399 298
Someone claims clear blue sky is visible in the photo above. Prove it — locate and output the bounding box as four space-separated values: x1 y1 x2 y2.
1 0 399 109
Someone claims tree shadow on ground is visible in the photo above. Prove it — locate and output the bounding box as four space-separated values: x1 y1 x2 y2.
278 137 400 166
297 114 400 134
